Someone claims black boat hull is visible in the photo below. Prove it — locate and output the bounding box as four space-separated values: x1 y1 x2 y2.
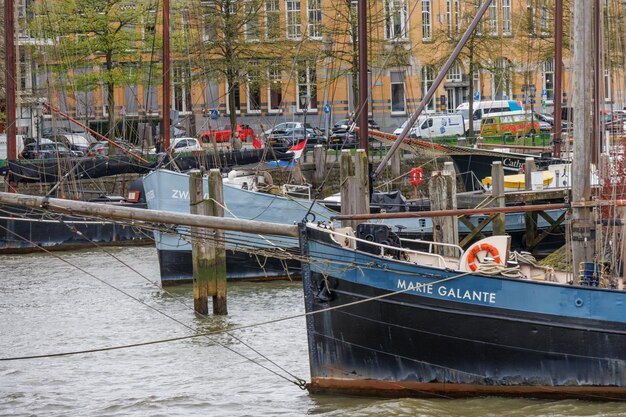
304 273 626 400
158 248 301 284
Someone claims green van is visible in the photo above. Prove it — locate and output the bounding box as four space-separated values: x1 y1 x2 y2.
480 111 540 140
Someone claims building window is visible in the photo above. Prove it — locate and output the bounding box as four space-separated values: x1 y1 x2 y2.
542 60 554 101
286 0 302 40
226 81 241 114
173 66 190 113
493 58 511 100
390 70 406 113
268 69 283 112
488 0 498 35
446 0 452 36
421 66 435 110
247 67 261 113
421 0 432 41
385 0 408 40
447 62 462 82
527 1 536 36
144 85 158 114
539 0 550 35
307 0 322 39
124 84 139 115
245 1 260 40
201 2 216 42
297 64 317 111
473 71 481 99
265 0 281 40
445 0 460 37
502 0 511 35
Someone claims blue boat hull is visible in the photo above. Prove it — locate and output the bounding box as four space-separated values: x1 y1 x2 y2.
302 226 626 399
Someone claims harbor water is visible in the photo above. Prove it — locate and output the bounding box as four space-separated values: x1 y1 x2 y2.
1 246 626 416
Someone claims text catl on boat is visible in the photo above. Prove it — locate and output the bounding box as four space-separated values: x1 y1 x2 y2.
299 222 626 399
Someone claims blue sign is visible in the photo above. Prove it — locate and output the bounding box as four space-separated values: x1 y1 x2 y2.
210 109 219 120
323 103 331 114
542 89 547 97
474 92 481 101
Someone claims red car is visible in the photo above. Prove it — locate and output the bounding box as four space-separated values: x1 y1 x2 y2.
200 124 255 143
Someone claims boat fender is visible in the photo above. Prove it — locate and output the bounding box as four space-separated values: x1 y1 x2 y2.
466 243 502 272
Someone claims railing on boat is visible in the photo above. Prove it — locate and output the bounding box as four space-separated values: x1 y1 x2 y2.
326 227 449 269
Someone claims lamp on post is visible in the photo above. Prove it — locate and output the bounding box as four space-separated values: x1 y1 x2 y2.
299 93 310 140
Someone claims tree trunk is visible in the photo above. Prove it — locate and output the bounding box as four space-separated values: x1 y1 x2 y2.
226 69 241 150
105 53 117 152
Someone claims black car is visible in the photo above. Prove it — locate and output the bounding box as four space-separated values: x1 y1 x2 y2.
268 128 326 150
329 130 358 149
21 141 78 159
331 118 380 134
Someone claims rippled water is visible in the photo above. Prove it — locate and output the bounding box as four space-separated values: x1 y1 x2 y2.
1 247 626 416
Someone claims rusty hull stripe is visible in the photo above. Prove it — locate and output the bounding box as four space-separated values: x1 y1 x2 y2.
309 378 626 401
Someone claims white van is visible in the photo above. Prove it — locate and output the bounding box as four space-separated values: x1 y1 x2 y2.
456 100 524 133
0 134 26 159
393 113 465 140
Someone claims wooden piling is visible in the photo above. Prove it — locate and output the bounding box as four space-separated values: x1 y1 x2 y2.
313 145 326 185
189 169 210 315
491 162 505 235
340 150 354 229
207 169 227 315
355 149 370 216
428 163 458 256
524 157 536 191
390 150 401 179
524 158 538 252
340 149 369 229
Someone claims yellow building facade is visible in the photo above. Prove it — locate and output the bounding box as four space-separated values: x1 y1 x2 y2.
16 0 625 137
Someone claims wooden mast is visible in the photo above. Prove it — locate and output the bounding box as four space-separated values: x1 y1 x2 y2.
4 0 17 161
552 0 563 158
571 0 595 280
162 0 171 150
357 0 368 152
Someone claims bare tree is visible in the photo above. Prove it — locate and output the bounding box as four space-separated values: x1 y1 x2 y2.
30 0 153 140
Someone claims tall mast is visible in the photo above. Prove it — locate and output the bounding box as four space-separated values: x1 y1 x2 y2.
357 0 368 151
571 0 595 278
553 0 563 158
4 0 17 161
162 0 171 150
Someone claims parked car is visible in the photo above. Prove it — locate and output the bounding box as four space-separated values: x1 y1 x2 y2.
268 128 326 150
199 124 255 143
45 133 91 156
329 130 358 148
169 137 203 153
42 127 97 144
331 118 380 134
264 122 316 136
88 140 143 157
21 139 78 159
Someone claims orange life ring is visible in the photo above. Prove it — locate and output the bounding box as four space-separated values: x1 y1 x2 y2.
410 167 424 186
466 243 502 272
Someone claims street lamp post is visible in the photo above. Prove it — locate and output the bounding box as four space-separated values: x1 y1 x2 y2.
300 94 309 160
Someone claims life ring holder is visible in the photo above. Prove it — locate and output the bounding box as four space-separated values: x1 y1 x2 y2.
466 243 502 272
